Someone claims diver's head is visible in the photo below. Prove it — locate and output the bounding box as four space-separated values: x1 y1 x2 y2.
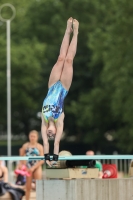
47 120 56 140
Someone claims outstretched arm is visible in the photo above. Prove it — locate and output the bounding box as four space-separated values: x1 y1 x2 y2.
41 115 53 167
50 120 63 167
41 115 49 154
54 113 64 155
54 121 64 155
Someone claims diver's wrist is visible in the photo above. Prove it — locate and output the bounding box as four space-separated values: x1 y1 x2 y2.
44 153 50 161
53 154 59 161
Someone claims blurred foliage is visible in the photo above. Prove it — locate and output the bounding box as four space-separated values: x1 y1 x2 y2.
0 0 133 153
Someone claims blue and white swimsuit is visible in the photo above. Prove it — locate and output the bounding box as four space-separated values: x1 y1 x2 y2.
42 81 68 122
26 147 40 168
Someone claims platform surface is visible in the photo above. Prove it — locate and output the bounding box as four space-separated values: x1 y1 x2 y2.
45 168 99 179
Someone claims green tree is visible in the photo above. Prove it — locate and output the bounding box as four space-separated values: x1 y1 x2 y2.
1 0 133 153
0 0 46 136
87 0 133 152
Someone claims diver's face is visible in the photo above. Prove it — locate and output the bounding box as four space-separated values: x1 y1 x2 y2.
47 126 56 140
47 130 56 140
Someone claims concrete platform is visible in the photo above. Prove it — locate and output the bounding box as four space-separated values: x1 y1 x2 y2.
36 179 133 200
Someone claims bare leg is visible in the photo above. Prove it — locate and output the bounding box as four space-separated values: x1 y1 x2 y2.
60 19 79 90
48 17 73 88
31 167 42 190
33 167 42 180
25 175 32 200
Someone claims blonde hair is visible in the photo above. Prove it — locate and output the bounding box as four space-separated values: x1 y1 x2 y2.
29 130 39 136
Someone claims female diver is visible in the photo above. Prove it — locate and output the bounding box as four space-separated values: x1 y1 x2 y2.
41 17 79 167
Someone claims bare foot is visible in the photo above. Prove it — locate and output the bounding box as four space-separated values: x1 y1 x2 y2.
66 17 73 34
73 19 79 34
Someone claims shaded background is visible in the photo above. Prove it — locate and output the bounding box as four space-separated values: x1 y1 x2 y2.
0 0 133 155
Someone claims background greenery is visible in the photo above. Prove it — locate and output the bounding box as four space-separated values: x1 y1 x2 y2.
0 0 133 154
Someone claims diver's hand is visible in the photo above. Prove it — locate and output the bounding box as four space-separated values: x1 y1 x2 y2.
44 153 51 167
46 160 58 167
46 160 52 167
50 161 58 167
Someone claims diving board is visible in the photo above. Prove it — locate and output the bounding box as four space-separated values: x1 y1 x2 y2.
0 155 133 161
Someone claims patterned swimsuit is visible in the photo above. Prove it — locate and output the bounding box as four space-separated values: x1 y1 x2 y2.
25 146 40 168
42 81 68 122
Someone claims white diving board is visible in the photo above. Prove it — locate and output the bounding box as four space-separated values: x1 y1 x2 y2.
0 155 133 161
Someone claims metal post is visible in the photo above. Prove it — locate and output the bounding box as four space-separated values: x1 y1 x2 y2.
7 20 12 178
0 3 16 182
